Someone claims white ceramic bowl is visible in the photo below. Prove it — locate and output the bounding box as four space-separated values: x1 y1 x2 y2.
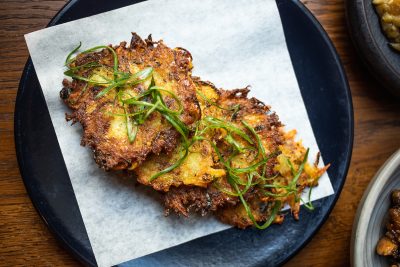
351 149 400 267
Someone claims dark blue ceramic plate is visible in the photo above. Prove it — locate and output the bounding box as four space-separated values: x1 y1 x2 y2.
15 0 353 266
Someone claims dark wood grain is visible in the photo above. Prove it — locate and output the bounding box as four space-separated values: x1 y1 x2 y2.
0 1 399 266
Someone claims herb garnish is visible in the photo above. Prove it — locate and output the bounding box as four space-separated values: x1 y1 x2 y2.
64 43 316 229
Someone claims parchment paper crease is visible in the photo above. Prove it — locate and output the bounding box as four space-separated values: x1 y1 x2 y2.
25 0 334 266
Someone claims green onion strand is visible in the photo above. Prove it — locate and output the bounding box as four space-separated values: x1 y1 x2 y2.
149 147 189 182
300 186 315 210
125 107 138 143
233 182 281 230
289 148 309 187
65 42 82 65
64 42 318 230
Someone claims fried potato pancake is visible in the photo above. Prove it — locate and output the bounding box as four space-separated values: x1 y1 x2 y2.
134 80 227 191
164 186 238 217
61 33 200 170
135 79 282 187
144 80 328 228
62 34 329 229
134 79 287 217
216 129 330 228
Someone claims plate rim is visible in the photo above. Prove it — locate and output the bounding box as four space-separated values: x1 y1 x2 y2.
15 0 354 266
345 0 400 97
277 0 353 265
15 1 93 265
350 149 400 267
15 61 96 266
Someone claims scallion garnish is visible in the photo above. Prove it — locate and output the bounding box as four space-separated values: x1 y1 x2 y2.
289 148 309 188
125 107 138 143
196 89 240 113
149 147 189 182
64 42 317 230
233 182 282 230
300 187 315 210
65 42 82 65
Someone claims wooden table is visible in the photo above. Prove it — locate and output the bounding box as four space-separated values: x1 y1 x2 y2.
1 0 399 266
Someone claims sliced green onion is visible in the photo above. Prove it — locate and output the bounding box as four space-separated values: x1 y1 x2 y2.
80 45 119 76
286 157 296 177
225 134 245 152
105 110 147 117
242 120 266 158
65 42 82 65
96 68 154 98
63 70 110 85
162 112 189 143
203 116 253 144
289 148 309 187
95 82 120 98
255 173 279 181
125 107 138 143
66 61 101 72
300 186 315 210
64 43 318 228
196 89 240 112
233 182 281 230
147 86 183 114
143 101 160 120
129 67 153 82
232 152 276 174
213 182 240 197
149 146 189 182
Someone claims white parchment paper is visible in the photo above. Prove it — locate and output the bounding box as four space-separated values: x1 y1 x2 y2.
25 0 334 266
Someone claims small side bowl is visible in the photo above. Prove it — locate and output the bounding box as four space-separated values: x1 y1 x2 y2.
346 0 400 97
351 149 400 267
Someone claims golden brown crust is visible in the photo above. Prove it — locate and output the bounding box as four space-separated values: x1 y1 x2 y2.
61 33 201 170
134 140 226 191
133 78 283 192
216 197 285 229
159 80 328 228
62 34 329 229
139 81 286 223
164 186 238 217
